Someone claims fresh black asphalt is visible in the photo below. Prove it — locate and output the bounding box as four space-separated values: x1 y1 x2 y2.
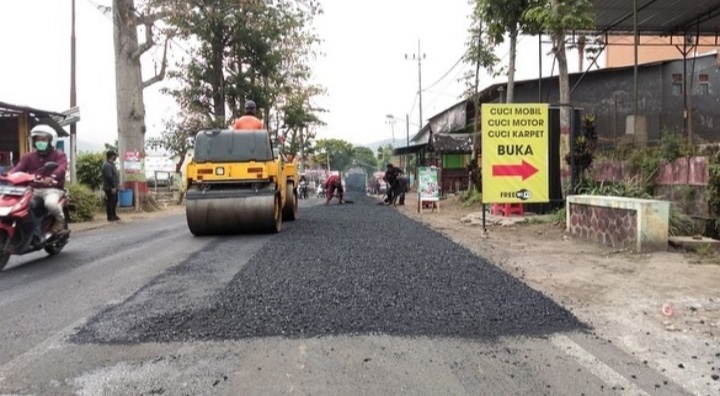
72 194 586 344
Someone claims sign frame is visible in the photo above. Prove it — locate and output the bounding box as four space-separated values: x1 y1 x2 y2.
481 103 550 204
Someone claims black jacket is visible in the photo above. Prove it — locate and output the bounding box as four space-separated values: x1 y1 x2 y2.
102 161 120 190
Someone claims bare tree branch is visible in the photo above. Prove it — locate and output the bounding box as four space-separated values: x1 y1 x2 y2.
142 36 170 89
131 20 155 59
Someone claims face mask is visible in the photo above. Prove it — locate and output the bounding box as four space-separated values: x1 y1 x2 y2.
35 141 49 151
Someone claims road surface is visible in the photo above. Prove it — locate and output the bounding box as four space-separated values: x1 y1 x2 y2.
0 195 689 395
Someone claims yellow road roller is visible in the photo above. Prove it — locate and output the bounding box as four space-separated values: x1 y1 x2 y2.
184 129 298 235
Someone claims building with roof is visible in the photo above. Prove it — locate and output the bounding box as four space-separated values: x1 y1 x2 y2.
0 101 70 167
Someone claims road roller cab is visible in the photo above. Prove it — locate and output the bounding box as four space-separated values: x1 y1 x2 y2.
184 129 298 236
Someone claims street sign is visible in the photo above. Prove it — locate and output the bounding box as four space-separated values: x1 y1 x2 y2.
58 106 81 126
481 103 549 204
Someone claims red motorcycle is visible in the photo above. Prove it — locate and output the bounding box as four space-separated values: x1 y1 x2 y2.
0 162 71 271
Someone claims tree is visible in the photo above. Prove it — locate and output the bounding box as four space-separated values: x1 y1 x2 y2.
376 144 395 169
475 0 532 103
313 139 354 171
565 114 597 188
351 146 378 175
463 0 500 191
162 0 322 129
104 140 118 154
112 0 172 188
280 85 326 166
462 1 499 99
147 114 206 173
524 0 595 195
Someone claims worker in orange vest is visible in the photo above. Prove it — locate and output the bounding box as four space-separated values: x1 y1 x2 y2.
233 100 264 130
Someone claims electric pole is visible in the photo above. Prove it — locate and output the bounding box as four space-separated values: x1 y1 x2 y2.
385 115 396 146
70 0 77 183
405 40 426 130
405 114 410 174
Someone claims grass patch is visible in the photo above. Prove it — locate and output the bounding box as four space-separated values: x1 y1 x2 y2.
459 189 483 207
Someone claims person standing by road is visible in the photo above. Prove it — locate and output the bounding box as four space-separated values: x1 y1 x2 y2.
102 150 121 222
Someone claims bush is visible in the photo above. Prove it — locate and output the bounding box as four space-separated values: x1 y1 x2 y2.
76 152 105 191
66 183 100 222
459 189 483 207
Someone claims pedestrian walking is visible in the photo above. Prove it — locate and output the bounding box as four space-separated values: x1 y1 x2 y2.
102 150 121 222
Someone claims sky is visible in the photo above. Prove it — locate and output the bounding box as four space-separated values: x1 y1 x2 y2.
0 0 599 151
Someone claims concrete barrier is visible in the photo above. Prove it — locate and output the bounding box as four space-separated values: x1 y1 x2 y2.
566 195 670 253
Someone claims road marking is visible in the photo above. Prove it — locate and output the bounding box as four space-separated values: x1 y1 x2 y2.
550 334 650 396
0 318 87 385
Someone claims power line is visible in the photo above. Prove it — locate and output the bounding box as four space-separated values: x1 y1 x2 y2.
421 48 469 93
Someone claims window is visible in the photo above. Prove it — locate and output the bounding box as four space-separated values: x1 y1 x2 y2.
698 74 710 95
672 83 683 96
672 73 683 96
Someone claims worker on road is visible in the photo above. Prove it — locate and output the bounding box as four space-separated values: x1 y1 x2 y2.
383 163 402 205
233 100 264 130
324 174 344 205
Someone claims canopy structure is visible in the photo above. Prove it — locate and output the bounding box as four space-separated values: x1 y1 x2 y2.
591 0 720 36
0 101 69 138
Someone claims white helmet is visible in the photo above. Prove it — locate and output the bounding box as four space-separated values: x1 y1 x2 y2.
29 124 58 151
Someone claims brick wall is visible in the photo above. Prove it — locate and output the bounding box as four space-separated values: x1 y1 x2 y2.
568 204 637 250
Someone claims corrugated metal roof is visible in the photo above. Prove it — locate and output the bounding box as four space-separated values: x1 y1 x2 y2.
592 0 720 34
0 101 70 137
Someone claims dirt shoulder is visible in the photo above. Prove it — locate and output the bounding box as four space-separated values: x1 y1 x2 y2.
69 204 185 234
392 193 720 395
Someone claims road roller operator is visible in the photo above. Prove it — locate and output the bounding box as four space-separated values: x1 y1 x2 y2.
233 100 264 130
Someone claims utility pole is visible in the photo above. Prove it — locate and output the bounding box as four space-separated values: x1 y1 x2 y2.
405 114 410 174
70 0 77 183
405 40 426 130
385 115 396 146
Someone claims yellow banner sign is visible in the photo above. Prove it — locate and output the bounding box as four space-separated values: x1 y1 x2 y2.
481 104 549 204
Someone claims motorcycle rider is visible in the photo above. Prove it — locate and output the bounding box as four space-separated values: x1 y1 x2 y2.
233 100 264 130
10 124 68 236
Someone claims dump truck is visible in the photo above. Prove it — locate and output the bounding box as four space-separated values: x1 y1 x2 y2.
184 129 298 235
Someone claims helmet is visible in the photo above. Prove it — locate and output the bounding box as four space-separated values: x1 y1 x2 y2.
30 124 58 152
244 100 257 112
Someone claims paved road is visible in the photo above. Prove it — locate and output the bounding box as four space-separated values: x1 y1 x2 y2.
0 195 689 395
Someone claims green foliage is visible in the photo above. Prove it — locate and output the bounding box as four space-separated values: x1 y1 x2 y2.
313 138 355 171
551 206 566 223
162 0 323 129
625 149 660 194
459 189 483 207
707 151 720 237
376 144 395 169
669 205 696 237
352 146 378 175
462 0 501 97
565 114 598 187
580 177 695 237
66 183 100 223
76 152 105 191
104 140 118 154
147 115 208 173
659 131 690 163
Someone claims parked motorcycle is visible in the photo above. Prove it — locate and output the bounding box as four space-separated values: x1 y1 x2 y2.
0 162 71 271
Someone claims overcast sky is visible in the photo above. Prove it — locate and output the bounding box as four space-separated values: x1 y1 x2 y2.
0 0 596 150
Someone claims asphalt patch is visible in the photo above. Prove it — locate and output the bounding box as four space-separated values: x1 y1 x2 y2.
73 194 587 344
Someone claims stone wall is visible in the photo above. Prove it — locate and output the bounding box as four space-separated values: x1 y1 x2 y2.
568 203 638 250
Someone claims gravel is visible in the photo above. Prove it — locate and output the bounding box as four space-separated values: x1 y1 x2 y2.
73 194 586 344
